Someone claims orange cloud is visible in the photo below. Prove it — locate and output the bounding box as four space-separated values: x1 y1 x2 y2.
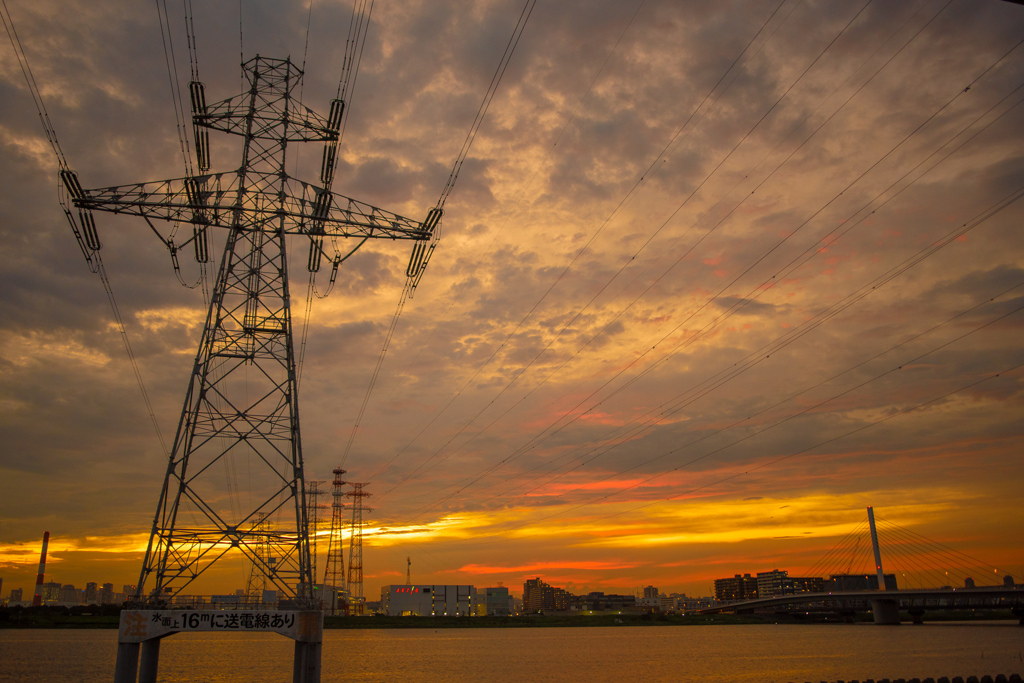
456 560 640 574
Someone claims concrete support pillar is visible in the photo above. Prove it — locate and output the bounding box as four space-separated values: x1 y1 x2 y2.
114 642 140 683
139 638 161 683
871 598 900 625
909 608 925 625
293 641 322 683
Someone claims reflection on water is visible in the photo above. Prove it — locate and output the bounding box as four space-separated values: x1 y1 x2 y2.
1 623 1022 682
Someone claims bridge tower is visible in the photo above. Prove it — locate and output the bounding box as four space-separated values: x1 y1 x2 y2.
867 506 899 624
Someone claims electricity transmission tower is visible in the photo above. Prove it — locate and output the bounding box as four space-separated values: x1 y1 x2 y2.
243 513 271 605
304 480 329 589
323 467 348 614
62 56 438 605
346 483 372 614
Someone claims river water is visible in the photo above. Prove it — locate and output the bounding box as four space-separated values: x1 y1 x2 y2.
1 623 1022 682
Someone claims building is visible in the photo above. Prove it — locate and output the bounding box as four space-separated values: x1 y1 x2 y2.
85 582 99 604
754 570 826 597
788 576 826 594
756 570 788 598
828 574 898 591
483 586 510 616
470 591 487 616
42 581 61 603
523 577 546 613
523 578 574 613
573 592 637 612
100 583 115 605
380 585 475 616
672 594 718 612
59 584 80 605
714 574 758 602
9 588 23 604
523 578 551 613
639 585 662 611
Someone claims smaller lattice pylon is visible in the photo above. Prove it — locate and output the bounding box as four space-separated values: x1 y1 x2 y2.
406 556 411 586
346 482 373 615
244 513 271 607
304 480 330 588
323 468 347 615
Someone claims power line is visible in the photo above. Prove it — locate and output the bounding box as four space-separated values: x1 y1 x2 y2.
419 19 1024 511
1 0 70 171
373 0 798 497
401 175 1024 523
476 69 1024 508
374 0 974 506
339 0 536 467
365 0 653 482
383 0 883 500
3 0 171 458
494 358 1024 542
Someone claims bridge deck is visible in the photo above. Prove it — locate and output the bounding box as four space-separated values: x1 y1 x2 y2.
701 586 1024 615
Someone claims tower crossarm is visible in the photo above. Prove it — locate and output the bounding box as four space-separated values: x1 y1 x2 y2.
196 93 338 142
71 173 431 241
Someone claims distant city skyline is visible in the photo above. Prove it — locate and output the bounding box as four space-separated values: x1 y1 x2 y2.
2 1 1023 599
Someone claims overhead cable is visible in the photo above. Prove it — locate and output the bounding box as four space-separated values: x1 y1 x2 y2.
396 10 1022 510
339 0 537 466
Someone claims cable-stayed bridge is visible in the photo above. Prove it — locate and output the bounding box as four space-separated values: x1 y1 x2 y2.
702 507 1024 625
702 585 1024 625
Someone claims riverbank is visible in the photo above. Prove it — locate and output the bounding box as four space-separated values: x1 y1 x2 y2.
324 612 773 628
1 606 1018 629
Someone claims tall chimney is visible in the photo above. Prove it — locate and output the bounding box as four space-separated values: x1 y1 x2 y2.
31 531 49 607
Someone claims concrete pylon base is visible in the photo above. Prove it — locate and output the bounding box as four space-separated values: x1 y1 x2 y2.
113 608 324 682
871 598 900 625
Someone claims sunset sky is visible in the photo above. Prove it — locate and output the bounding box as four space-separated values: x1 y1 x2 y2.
2 0 1023 602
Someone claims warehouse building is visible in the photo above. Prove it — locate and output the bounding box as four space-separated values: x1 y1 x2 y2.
380 585 475 616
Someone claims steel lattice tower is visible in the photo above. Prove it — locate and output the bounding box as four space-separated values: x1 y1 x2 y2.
304 480 328 589
243 513 271 605
64 56 434 606
346 483 372 614
323 467 347 614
